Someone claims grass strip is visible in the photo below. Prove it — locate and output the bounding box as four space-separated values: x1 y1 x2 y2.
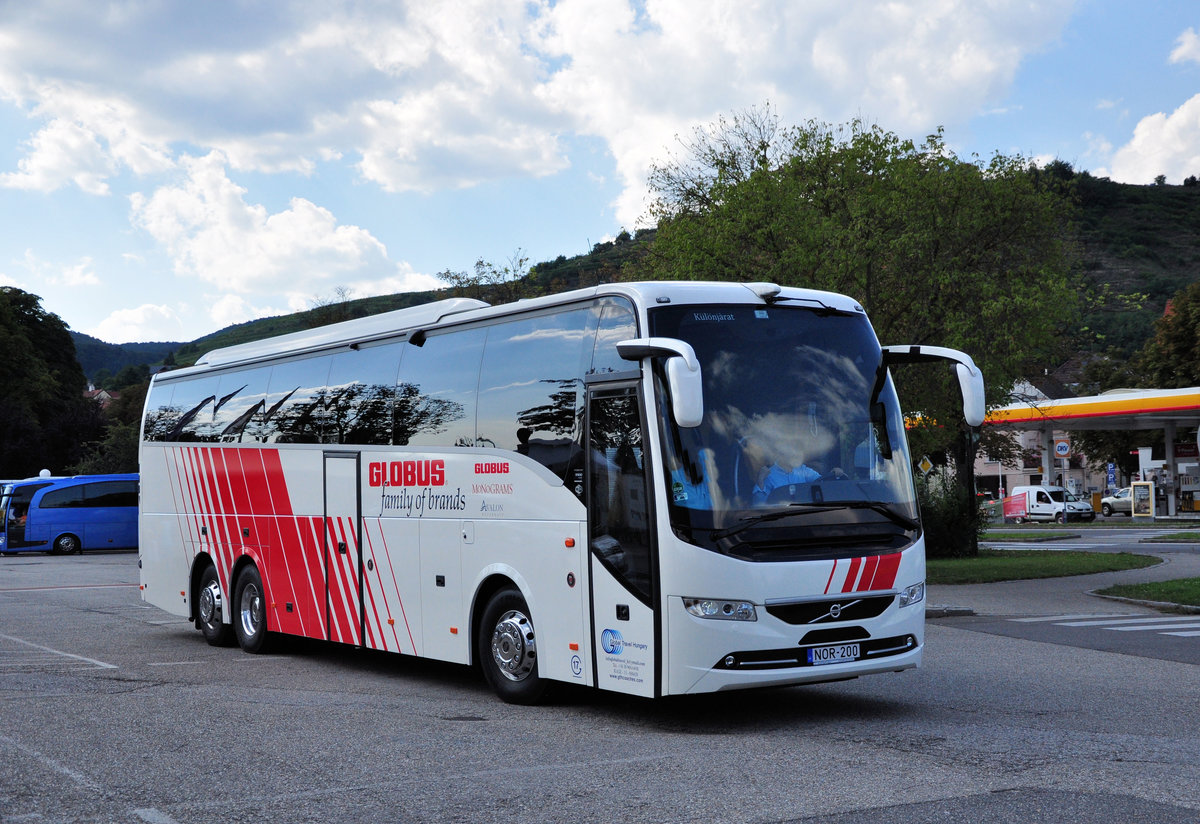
927 549 1160 585
1140 532 1200 543
1096 578 1200 607
983 531 1078 542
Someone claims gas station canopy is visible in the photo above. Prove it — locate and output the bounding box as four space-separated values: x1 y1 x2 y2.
986 387 1200 432
985 387 1200 516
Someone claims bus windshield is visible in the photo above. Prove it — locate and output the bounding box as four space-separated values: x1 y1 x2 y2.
649 303 919 560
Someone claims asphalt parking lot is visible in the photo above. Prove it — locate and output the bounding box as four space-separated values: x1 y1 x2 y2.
3 548 1199 823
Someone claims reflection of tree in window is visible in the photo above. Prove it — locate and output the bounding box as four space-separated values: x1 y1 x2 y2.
221 400 265 442
168 395 216 441
393 382 466 446
516 378 581 436
324 382 393 445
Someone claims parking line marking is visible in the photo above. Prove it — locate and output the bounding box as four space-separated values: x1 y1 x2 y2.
1107 622 1200 632
0 583 138 592
1010 614 1136 623
0 631 117 669
0 732 102 792
1058 616 1196 627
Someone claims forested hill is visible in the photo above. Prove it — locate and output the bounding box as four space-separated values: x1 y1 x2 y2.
1073 174 1200 355
74 175 1199 382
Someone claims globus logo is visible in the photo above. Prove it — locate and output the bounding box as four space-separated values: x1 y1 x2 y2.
368 459 445 488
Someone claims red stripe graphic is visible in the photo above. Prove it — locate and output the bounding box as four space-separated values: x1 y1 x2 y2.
840 557 863 593
857 555 880 593
824 553 906 595
368 518 417 654
870 553 902 591
823 559 838 595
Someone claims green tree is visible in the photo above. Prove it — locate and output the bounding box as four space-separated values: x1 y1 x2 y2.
437 250 534 304
1138 280 1200 388
636 108 1081 554
0 288 101 476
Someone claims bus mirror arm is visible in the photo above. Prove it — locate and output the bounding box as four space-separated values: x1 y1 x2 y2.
881 345 986 428
616 337 704 428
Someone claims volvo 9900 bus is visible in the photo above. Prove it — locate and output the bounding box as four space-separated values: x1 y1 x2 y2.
138 281 983 703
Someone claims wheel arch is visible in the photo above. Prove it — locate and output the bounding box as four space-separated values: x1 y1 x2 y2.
188 552 221 624
469 571 527 669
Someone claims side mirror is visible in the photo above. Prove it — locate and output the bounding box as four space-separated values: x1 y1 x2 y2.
881 345 986 427
616 337 704 428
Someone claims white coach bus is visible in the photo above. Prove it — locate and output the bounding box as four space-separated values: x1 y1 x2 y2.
139 281 983 703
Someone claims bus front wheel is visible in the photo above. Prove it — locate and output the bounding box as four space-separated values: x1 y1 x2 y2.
233 565 272 654
478 587 548 705
196 564 233 646
52 533 81 555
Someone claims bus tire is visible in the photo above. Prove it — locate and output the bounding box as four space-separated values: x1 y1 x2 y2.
196 564 233 647
53 533 81 555
478 587 548 705
233 565 272 654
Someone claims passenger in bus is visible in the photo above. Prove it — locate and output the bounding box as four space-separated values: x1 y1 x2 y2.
738 437 845 506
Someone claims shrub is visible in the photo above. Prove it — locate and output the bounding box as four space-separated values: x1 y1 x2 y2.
917 471 985 558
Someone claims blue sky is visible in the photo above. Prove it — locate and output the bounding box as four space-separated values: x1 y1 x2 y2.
1 0 1198 344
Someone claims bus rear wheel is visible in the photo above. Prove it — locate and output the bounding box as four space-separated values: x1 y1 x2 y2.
196 564 233 646
52 533 81 555
233 565 272 654
478 587 548 705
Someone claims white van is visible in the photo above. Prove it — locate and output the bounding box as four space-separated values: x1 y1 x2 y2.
1009 485 1095 523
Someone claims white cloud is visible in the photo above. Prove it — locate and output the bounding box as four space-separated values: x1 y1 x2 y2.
0 117 113 194
530 0 1075 225
58 258 100 287
88 304 181 344
1170 27 1200 65
1108 94 1200 183
129 151 439 315
210 294 280 330
0 0 1076 217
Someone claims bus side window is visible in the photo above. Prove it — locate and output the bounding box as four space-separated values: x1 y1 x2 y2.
160 377 220 442
262 355 332 443
589 299 638 376
143 381 177 442
326 342 401 445
477 308 590 478
397 327 485 448
211 368 269 443
40 486 83 508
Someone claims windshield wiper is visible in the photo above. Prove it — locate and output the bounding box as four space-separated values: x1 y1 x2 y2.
710 501 918 542
831 501 921 531
710 504 842 541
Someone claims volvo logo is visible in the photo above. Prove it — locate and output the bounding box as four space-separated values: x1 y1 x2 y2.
829 603 842 619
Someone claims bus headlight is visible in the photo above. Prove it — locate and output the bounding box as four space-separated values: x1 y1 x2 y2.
898 581 925 608
683 598 757 621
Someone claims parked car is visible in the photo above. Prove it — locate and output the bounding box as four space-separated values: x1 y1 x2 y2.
1009 484 1096 523
1101 487 1132 517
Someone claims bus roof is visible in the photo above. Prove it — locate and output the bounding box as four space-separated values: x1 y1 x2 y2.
172 281 865 376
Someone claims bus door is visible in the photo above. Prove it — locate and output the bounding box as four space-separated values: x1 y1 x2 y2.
2 483 53 550
586 383 658 697
323 452 363 645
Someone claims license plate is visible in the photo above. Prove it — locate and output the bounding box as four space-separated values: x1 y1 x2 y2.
806 643 860 666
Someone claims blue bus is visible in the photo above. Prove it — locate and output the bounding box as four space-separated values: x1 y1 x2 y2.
0 474 139 555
